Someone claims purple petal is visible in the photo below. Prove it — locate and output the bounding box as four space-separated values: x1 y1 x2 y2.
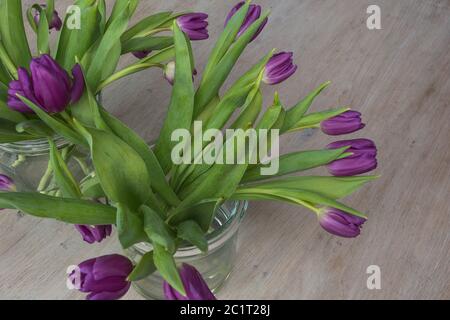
70 64 85 104
92 254 133 281
86 282 131 300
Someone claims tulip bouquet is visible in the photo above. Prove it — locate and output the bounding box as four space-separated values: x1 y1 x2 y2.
0 0 378 300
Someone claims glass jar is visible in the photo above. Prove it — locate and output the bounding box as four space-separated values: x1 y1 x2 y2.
126 200 248 300
0 137 91 192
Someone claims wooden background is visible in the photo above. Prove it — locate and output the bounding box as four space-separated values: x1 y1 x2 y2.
1 0 449 300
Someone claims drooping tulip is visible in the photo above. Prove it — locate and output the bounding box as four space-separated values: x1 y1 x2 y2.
225 1 268 42
163 264 216 300
321 111 365 136
7 55 84 113
69 254 132 300
132 50 151 59
319 207 366 238
34 7 63 31
177 13 209 41
0 174 16 191
75 225 112 244
327 139 378 176
263 52 298 85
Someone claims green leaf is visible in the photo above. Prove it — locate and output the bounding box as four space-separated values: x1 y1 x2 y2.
0 119 35 143
194 11 270 116
121 11 173 42
116 203 148 249
0 41 18 78
0 192 116 225
0 0 32 69
97 0 107 34
82 126 152 211
155 21 195 173
16 120 53 137
0 59 12 84
17 95 86 147
153 244 185 296
242 148 348 183
0 100 27 123
141 205 175 253
80 175 105 198
230 89 263 130
56 0 100 70
127 251 156 281
177 220 208 252
49 139 82 199
99 108 180 207
289 107 349 131
240 175 378 199
121 36 174 54
281 81 331 133
45 0 55 23
107 0 136 28
86 6 130 89
37 8 50 54
201 1 250 81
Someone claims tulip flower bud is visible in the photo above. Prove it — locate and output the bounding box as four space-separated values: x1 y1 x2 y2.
34 7 63 31
7 55 84 113
177 13 209 41
225 1 268 42
319 207 366 238
163 264 216 300
327 139 378 176
0 174 16 192
69 254 132 300
263 52 298 85
321 111 365 136
75 225 112 244
132 50 151 59
163 61 176 85
163 61 197 86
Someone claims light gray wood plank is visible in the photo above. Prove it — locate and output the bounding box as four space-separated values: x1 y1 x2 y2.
1 0 449 300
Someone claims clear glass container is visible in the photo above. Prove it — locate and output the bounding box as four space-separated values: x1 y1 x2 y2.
126 200 248 300
0 137 91 192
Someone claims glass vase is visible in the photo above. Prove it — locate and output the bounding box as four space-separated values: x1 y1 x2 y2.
126 200 248 300
0 137 91 192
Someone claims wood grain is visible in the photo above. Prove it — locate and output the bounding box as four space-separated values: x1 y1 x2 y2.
0 0 449 300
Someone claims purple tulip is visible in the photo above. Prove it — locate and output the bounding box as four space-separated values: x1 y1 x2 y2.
132 50 151 59
163 264 216 300
75 225 112 244
69 254 132 300
34 7 63 31
319 207 366 238
0 174 16 191
177 13 209 41
263 52 298 85
321 111 365 136
327 139 378 176
7 55 84 113
225 1 268 42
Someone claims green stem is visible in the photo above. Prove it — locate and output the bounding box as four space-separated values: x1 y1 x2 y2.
37 161 53 192
11 154 26 168
139 27 172 38
74 156 90 176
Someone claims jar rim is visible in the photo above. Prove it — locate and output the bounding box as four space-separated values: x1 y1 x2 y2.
0 135 69 155
133 200 248 256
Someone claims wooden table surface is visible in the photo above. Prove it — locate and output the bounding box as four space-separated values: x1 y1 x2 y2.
1 0 449 300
